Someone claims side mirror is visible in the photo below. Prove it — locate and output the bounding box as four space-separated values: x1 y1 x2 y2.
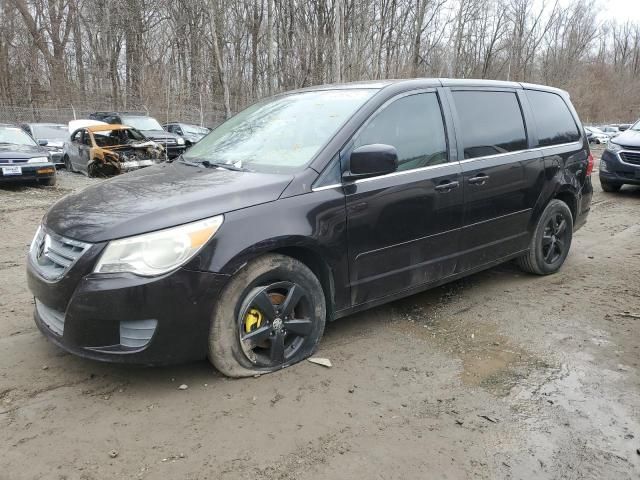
343 144 398 181
38 139 48 146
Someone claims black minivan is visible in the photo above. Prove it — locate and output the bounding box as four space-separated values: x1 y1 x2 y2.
27 79 593 376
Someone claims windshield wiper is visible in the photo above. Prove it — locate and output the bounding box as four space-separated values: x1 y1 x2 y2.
175 155 202 167
202 160 250 172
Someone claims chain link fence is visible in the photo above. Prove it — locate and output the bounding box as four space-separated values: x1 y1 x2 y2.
0 105 226 128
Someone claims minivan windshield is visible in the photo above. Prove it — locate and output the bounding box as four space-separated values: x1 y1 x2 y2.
630 120 640 132
183 89 376 173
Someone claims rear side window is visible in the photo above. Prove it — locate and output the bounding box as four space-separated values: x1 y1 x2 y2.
354 92 448 171
452 91 527 159
526 90 580 146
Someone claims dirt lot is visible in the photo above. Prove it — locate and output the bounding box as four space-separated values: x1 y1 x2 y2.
1 151 639 480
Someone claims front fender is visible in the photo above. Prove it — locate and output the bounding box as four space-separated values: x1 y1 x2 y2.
186 188 351 311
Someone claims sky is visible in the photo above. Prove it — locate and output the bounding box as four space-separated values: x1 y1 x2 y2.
602 0 640 23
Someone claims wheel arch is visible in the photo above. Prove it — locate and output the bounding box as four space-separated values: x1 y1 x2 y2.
269 246 336 322
215 239 338 322
553 188 577 224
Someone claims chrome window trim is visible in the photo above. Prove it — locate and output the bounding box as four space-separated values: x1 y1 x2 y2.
312 183 342 192
352 162 453 185
312 140 584 190
312 161 454 190
457 140 583 164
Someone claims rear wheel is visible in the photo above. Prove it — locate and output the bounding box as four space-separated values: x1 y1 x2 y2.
63 155 75 172
600 179 622 192
209 254 326 377
517 199 573 275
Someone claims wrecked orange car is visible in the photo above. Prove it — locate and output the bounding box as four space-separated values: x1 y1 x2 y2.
63 123 165 177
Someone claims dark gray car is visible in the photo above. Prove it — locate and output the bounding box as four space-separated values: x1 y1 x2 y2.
599 120 640 191
21 123 68 167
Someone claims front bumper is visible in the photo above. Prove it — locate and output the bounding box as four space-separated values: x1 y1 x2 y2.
599 150 640 185
154 144 186 159
0 163 56 183
47 150 64 166
27 242 230 365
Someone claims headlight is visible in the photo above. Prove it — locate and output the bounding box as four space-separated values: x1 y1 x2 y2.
606 140 623 153
94 216 223 276
177 137 185 145
27 156 49 163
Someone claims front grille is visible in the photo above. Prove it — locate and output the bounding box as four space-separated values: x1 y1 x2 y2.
30 227 91 281
620 151 640 166
619 144 640 151
36 300 65 336
158 138 176 145
0 159 28 164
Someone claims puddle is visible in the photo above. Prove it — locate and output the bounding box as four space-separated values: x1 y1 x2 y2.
391 288 552 397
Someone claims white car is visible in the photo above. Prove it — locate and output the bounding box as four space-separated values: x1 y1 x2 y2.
585 126 612 144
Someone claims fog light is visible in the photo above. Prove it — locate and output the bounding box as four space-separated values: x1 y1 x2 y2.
37 168 55 174
599 160 609 173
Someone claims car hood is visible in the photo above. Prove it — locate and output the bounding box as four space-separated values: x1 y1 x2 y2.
45 141 64 149
44 163 294 243
611 129 640 148
0 143 46 159
139 130 181 141
184 133 205 142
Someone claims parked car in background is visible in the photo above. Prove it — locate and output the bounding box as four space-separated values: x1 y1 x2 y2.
64 123 165 177
162 122 210 146
27 79 592 376
600 125 621 136
584 126 611 144
599 120 640 192
89 112 186 158
0 124 56 185
20 123 67 167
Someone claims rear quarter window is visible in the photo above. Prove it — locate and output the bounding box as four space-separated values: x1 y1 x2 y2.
526 90 580 147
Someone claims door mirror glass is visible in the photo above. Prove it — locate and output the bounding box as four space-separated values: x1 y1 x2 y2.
344 144 398 180
37 139 48 146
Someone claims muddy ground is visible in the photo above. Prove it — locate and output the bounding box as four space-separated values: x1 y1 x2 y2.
1 149 639 479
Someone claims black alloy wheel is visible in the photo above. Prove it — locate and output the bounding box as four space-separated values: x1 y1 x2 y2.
238 282 313 368
209 253 326 377
541 213 569 265
516 199 573 275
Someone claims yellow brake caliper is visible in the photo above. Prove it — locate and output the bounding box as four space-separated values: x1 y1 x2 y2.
244 308 263 333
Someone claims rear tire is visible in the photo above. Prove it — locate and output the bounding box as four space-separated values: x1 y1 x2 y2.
63 155 75 172
517 199 573 275
209 254 326 377
600 179 622 192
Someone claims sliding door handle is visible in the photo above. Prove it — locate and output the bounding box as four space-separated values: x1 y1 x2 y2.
468 174 490 185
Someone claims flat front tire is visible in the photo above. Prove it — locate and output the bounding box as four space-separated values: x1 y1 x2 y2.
209 254 326 378
517 199 573 275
